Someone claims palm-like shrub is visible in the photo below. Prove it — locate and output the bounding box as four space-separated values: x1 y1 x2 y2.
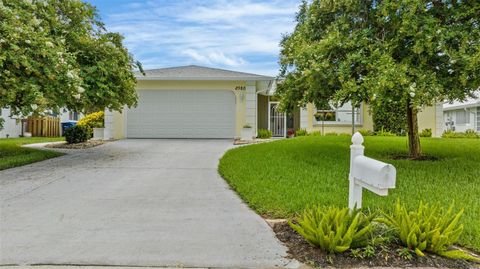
289 206 375 253
295 129 308 136
257 129 272 139
377 201 478 261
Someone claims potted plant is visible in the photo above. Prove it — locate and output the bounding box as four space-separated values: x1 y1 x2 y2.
241 123 254 141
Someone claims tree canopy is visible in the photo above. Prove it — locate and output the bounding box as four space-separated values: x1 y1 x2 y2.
0 0 142 128
277 0 480 158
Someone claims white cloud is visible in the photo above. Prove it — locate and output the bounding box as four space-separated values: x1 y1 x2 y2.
99 0 299 75
183 49 246 66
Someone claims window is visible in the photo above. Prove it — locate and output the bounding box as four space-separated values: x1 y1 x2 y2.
69 111 79 121
315 102 361 124
455 109 469 124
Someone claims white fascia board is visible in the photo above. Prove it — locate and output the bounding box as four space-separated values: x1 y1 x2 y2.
135 76 274 81
443 102 480 111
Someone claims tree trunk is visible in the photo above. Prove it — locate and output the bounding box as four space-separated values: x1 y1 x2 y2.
406 101 421 158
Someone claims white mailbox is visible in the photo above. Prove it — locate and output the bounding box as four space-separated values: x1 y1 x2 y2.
348 132 396 209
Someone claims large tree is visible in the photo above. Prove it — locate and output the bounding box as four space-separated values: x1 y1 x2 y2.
0 0 142 127
278 0 480 158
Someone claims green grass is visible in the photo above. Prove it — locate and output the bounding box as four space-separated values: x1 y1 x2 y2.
218 136 480 251
0 137 65 170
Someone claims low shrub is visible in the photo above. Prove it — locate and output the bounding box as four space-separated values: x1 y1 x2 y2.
308 131 322 136
465 129 480 138
377 201 478 261
289 206 375 254
257 129 272 139
65 125 90 144
77 111 104 138
419 128 432 137
376 128 396 136
442 129 480 139
358 129 374 136
325 132 338 136
295 129 308 136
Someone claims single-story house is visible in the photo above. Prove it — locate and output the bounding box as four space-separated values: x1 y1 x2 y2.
104 65 443 139
443 93 480 133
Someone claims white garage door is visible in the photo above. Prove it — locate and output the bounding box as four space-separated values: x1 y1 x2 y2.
126 90 235 138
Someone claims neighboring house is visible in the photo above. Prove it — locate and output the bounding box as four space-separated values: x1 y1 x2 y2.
0 108 22 138
0 108 82 138
443 93 480 133
300 102 444 137
104 65 443 139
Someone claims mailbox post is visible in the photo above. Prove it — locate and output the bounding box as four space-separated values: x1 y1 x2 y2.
348 132 396 209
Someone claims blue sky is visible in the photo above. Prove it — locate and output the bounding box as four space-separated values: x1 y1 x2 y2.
84 0 300 76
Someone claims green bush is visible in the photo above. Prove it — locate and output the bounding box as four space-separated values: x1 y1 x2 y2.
65 125 90 144
442 129 480 139
289 206 375 254
308 131 322 136
419 128 432 137
257 129 272 139
295 129 308 136
77 111 104 138
325 132 338 136
372 100 406 135
358 129 374 136
377 201 478 261
465 129 480 138
376 128 396 136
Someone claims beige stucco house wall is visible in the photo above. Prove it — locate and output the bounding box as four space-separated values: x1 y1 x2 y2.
299 102 443 137
104 66 274 140
103 65 443 139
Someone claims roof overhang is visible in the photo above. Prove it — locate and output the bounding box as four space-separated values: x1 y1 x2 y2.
443 102 480 111
135 75 274 81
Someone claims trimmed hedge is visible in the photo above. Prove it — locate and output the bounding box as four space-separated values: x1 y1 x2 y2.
65 125 90 144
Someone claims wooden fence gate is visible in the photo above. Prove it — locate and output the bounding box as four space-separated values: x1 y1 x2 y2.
27 116 61 137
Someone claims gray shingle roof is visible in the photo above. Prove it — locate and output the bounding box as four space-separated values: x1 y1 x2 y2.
135 65 273 81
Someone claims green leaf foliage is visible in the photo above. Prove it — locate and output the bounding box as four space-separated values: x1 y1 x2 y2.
277 0 480 156
257 129 272 139
289 206 375 253
377 201 478 261
64 125 90 144
0 0 140 119
295 129 308 136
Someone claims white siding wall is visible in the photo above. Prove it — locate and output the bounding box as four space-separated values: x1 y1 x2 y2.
444 106 478 132
435 103 444 137
104 109 115 140
245 81 257 135
0 108 22 138
300 107 309 129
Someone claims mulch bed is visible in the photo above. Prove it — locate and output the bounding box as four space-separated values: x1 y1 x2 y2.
46 140 105 149
391 154 441 161
272 221 478 269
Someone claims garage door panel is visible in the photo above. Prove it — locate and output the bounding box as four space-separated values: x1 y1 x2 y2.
126 90 235 138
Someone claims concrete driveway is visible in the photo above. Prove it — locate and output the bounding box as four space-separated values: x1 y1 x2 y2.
0 139 290 268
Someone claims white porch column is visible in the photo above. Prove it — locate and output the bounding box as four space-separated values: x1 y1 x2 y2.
245 81 257 135
104 109 115 140
300 106 309 129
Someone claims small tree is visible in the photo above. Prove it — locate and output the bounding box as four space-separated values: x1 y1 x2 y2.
277 0 480 158
0 0 142 121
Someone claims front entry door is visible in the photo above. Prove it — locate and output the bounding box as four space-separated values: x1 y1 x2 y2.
269 102 286 137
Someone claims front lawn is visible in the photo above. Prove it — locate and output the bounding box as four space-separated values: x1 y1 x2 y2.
218 136 480 251
0 137 65 170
